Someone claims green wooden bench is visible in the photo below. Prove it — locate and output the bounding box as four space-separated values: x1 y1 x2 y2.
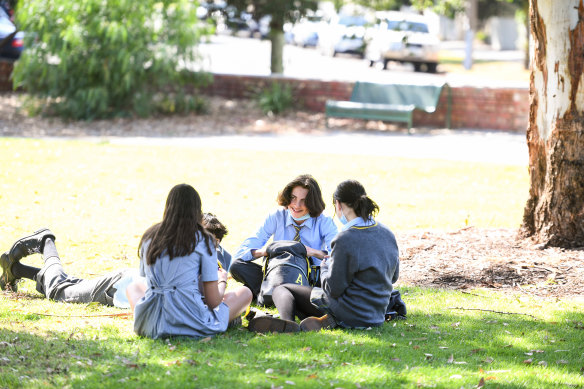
325 81 451 132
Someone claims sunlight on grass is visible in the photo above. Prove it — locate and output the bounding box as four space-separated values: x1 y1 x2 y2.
2 137 581 389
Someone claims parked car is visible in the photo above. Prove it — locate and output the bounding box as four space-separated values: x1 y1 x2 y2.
290 13 324 47
365 11 439 73
0 7 23 60
318 14 369 58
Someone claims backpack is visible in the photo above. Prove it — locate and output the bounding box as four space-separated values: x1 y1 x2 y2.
257 240 311 307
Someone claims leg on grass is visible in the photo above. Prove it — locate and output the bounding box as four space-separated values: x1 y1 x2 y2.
126 279 148 312
223 286 253 322
272 284 323 321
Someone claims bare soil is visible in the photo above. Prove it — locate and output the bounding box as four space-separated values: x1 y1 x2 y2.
2 93 583 300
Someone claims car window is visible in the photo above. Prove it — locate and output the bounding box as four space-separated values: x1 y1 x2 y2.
386 19 429 33
338 16 366 27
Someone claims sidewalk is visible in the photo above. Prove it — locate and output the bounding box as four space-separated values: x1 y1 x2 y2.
110 129 528 166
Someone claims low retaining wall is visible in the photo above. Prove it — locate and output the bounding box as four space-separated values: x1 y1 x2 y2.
1 60 529 131
204 74 529 132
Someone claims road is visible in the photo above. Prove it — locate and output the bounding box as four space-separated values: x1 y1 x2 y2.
111 129 529 166
196 35 527 88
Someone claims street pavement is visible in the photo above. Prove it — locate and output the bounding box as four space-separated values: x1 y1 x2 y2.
111 129 528 166
196 35 528 88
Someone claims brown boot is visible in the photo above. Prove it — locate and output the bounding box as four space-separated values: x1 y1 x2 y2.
248 316 300 333
299 314 337 332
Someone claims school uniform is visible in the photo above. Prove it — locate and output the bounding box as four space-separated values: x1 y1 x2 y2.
310 217 400 328
230 208 338 297
133 234 229 339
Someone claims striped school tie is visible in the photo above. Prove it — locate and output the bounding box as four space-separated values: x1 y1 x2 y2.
293 225 302 242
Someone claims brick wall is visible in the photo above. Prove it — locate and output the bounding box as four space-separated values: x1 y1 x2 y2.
204 73 530 132
0 61 529 131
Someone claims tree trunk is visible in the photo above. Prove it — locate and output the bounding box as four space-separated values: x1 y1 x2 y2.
269 17 285 74
521 0 584 248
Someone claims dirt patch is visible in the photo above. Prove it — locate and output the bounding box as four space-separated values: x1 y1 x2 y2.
2 93 582 300
396 227 584 299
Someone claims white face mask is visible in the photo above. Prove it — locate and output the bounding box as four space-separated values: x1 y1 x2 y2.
288 209 310 221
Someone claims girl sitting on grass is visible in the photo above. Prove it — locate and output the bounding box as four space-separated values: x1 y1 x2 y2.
248 179 400 332
126 183 252 339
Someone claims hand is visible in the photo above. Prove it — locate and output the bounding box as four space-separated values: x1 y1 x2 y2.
305 246 327 259
252 248 267 259
217 268 228 283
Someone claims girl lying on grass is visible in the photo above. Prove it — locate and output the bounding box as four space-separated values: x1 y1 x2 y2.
126 183 252 339
248 179 400 333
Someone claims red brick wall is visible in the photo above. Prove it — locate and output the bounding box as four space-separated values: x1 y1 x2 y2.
204 74 529 131
0 62 529 131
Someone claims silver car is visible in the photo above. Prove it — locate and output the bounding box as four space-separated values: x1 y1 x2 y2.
365 11 439 73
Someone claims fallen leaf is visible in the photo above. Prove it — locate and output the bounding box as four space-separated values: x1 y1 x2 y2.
391 357 400 362
485 376 497 381
412 345 420 350
483 357 494 364
477 377 485 388
447 354 454 364
451 322 461 327
285 380 295 385
265 368 274 374
538 361 548 367
302 347 312 352
471 348 484 354
450 375 462 379
524 359 533 364
200 337 212 343
556 360 569 364
424 353 433 360
438 346 449 349
307 374 318 379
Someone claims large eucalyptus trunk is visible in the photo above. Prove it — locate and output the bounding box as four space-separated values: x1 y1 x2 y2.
521 0 584 248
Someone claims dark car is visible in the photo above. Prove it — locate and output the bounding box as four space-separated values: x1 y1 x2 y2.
0 7 23 60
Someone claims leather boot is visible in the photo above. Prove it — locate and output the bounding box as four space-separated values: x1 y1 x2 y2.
248 316 300 333
9 228 55 262
0 252 18 291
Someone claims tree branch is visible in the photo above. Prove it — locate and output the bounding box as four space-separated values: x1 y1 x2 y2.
446 306 539 319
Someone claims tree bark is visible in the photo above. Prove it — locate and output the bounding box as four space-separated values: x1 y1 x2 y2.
269 17 285 74
521 0 584 248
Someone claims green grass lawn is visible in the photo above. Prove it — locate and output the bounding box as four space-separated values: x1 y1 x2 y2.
1 137 582 389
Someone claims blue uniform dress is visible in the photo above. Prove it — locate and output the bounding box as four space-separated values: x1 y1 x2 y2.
234 208 338 266
133 234 229 339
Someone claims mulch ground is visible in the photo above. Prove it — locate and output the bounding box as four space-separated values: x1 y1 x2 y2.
2 92 583 300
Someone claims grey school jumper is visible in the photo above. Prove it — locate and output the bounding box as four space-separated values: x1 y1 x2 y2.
316 222 399 328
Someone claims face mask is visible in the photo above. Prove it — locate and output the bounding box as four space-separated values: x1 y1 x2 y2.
289 209 310 222
338 212 348 225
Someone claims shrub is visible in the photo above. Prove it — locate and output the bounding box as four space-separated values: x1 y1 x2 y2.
12 0 212 120
257 82 294 116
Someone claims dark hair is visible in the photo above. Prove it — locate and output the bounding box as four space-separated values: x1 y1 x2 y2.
139 184 213 265
276 174 325 217
333 180 379 221
203 213 228 242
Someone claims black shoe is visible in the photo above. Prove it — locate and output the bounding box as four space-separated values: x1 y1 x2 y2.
248 316 300 333
227 316 242 329
9 228 55 262
0 252 18 292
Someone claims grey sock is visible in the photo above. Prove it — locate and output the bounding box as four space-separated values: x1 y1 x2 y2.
42 238 60 263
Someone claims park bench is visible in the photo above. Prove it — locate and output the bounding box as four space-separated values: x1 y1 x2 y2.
325 81 451 132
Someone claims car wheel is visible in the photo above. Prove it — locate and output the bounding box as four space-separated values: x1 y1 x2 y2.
369 60 375 68
382 59 389 70
427 63 437 73
413 62 422 72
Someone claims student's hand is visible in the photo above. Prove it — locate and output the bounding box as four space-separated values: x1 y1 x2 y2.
305 246 327 259
217 268 228 283
251 248 267 259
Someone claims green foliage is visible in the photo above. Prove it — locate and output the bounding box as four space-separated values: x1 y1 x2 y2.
410 0 466 19
257 82 294 116
12 0 212 120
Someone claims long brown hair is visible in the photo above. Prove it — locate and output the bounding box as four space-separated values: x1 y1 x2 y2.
139 184 213 265
333 180 379 221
